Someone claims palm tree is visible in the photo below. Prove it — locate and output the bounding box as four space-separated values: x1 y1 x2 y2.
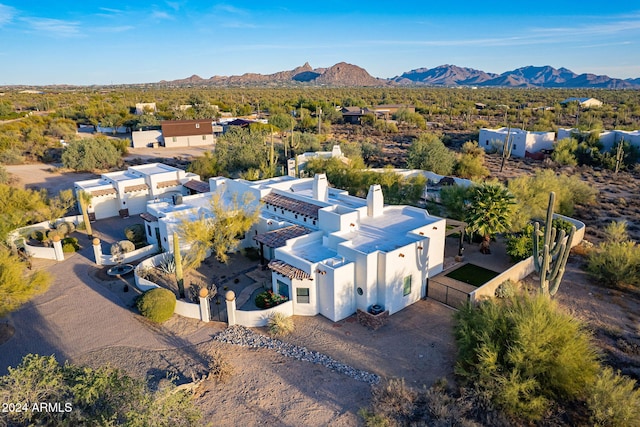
465 183 515 254
77 190 93 239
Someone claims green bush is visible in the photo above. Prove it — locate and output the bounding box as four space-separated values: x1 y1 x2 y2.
267 312 294 337
454 294 599 422
587 367 640 427
124 224 146 247
255 290 288 309
61 237 79 253
136 288 176 323
505 219 576 262
587 241 640 288
494 280 516 299
587 221 640 288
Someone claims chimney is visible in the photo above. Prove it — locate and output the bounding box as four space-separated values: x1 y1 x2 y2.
312 173 328 202
366 184 383 217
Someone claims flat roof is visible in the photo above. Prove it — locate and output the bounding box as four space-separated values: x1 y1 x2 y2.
286 240 338 263
131 163 179 176
343 206 439 253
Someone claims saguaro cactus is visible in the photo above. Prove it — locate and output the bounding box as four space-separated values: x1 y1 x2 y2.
500 126 513 172
533 192 576 297
173 232 185 299
614 139 624 174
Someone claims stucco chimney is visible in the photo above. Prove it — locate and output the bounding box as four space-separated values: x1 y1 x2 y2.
366 184 384 217
313 173 328 202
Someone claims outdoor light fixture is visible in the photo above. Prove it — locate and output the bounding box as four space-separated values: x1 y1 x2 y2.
417 245 423 250
419 232 424 235
398 253 405 258
432 226 438 230
316 269 327 275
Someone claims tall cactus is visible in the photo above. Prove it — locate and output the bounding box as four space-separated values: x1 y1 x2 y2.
614 139 624 174
173 232 185 299
532 192 576 297
500 126 513 172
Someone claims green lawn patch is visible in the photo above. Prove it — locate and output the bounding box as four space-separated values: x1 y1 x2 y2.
445 263 500 287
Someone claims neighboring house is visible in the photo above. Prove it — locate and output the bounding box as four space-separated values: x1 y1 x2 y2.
558 128 640 151
221 118 256 133
560 97 603 108
74 163 201 220
144 172 447 322
341 104 415 124
135 102 157 115
290 145 348 177
131 130 163 148
479 127 555 158
160 119 215 148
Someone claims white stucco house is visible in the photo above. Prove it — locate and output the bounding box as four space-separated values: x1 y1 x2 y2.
558 128 640 151
290 145 348 177
74 163 201 220
142 172 447 322
479 127 555 158
560 97 603 108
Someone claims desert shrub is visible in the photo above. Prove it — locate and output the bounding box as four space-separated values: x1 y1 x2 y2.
111 240 135 256
505 224 535 262
124 223 146 246
552 138 578 166
136 288 176 323
454 294 599 422
494 280 516 299
368 378 417 424
587 367 640 427
361 378 481 427
206 349 234 383
31 229 45 242
587 241 640 288
508 169 597 231
254 290 288 309
55 221 75 237
456 153 489 179
587 221 640 288
61 237 79 253
267 312 294 337
406 133 456 175
505 219 574 262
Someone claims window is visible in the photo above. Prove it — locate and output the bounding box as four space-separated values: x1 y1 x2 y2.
277 280 289 299
195 123 200 129
403 275 412 296
172 137 177 142
357 287 363 296
485 140 489 146
296 288 310 304
147 225 152 235
202 135 206 140
513 144 517 150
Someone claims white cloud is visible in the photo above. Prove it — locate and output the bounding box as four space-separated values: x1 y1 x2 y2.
151 10 173 20
0 3 17 26
22 17 80 37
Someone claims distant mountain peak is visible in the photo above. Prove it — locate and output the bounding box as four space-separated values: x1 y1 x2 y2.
157 63 640 89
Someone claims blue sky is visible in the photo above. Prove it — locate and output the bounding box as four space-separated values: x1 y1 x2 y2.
1 1 639 85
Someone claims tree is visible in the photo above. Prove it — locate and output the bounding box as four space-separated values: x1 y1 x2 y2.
0 354 201 426
0 184 50 241
464 182 515 252
454 294 600 422
187 151 221 180
455 141 489 179
406 133 456 175
552 137 578 166
0 247 51 317
179 192 261 266
61 137 122 171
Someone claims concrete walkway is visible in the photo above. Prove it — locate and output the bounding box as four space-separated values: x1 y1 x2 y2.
0 235 218 374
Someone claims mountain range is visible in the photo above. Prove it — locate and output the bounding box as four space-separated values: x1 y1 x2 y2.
159 62 640 89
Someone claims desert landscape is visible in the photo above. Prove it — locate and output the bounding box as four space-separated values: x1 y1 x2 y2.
4 145 639 425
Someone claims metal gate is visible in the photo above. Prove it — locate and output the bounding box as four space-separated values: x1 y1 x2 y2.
427 278 471 308
209 294 227 322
